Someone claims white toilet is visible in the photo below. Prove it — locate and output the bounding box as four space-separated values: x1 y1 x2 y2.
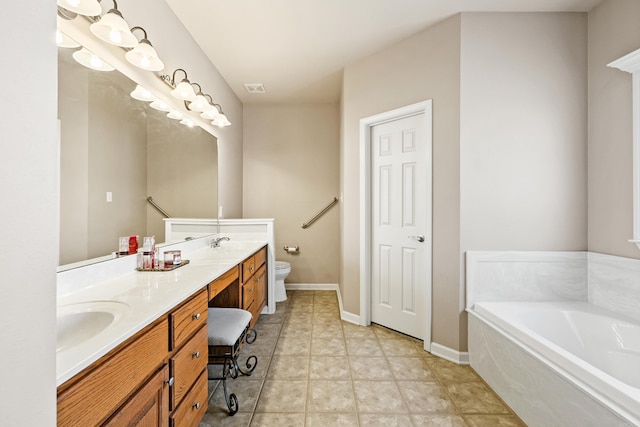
274 261 291 302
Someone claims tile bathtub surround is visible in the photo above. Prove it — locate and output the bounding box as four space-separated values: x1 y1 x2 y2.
465 251 588 309
588 252 640 322
200 291 524 427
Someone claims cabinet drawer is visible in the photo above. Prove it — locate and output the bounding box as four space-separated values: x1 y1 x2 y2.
170 370 208 427
57 319 168 426
242 256 255 283
170 324 208 410
170 289 208 350
242 280 256 310
255 246 267 270
208 267 238 301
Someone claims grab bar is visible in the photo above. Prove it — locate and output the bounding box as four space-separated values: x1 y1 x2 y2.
146 196 171 218
302 197 339 229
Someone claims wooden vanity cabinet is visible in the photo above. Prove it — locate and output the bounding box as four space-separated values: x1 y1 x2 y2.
58 246 269 426
241 246 268 325
57 289 210 427
57 319 169 426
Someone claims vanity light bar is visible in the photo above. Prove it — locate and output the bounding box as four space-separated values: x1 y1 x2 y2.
59 0 230 129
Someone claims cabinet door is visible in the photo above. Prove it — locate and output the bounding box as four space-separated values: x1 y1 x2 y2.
254 264 267 312
103 365 169 427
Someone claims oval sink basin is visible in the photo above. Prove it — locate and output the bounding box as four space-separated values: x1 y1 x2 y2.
57 301 130 353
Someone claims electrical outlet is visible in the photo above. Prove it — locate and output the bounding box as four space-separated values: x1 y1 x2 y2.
106 192 112 202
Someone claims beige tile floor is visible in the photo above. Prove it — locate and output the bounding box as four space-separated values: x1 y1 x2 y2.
200 290 526 427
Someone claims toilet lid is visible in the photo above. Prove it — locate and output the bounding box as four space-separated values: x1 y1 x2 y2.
275 261 291 270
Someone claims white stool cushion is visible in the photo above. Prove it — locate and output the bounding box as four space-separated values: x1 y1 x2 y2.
208 308 253 346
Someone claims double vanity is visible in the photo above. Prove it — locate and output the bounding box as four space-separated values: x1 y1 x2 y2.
56 237 270 427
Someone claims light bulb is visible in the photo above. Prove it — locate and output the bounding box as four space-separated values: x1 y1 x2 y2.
140 55 151 69
109 29 122 44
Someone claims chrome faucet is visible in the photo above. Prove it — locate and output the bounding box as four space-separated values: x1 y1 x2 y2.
210 236 230 248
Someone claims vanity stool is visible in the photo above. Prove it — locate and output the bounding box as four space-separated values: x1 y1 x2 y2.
207 307 258 415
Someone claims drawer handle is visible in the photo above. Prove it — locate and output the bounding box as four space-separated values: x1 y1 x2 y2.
192 351 201 359
249 266 254 272
165 377 174 387
192 313 201 320
193 402 201 410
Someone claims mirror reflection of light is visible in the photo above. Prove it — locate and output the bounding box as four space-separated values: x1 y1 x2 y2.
150 100 171 112
130 85 156 102
167 110 184 120
89 55 103 69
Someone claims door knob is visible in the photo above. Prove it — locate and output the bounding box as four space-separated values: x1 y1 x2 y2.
408 235 425 242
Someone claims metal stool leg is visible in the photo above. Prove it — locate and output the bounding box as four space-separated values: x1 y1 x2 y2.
221 356 238 415
208 325 258 415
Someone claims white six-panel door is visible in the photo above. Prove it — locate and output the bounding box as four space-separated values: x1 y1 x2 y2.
370 112 429 339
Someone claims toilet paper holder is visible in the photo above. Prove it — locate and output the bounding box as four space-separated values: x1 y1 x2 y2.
283 245 300 254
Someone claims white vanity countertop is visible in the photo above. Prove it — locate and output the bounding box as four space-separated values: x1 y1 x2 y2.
56 241 267 387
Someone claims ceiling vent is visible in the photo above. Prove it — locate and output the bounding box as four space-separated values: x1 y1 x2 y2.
244 83 266 94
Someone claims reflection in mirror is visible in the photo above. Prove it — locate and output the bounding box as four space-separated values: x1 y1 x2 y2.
57 47 218 267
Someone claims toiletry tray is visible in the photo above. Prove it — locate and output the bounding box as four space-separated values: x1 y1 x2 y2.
137 260 190 272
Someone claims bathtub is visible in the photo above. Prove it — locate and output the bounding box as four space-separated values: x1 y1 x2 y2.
468 301 640 426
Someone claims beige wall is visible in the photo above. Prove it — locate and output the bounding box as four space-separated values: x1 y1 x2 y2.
1 1 58 424
342 12 589 352
459 12 588 350
461 13 588 252
341 15 462 330
588 0 640 258
243 104 340 283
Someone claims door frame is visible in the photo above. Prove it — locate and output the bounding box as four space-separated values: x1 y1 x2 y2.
359 100 433 351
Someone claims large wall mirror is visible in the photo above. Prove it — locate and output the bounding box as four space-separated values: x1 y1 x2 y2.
58 45 218 268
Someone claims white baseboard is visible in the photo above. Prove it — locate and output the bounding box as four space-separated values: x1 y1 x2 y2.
284 283 361 325
285 283 339 291
430 342 469 365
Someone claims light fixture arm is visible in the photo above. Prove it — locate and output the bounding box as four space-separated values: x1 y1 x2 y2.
171 68 189 86
191 82 204 95
130 26 148 41
103 0 124 17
